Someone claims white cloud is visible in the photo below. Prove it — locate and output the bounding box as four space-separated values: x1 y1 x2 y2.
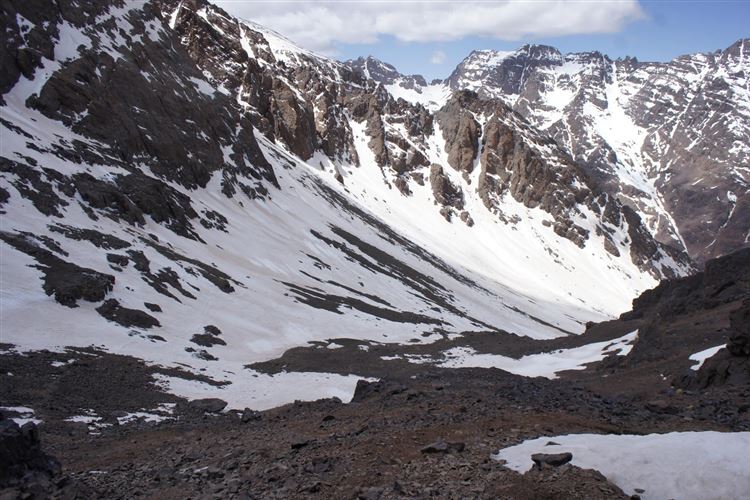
430 50 446 64
214 1 645 54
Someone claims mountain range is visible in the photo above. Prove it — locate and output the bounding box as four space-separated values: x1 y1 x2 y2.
1 0 749 497
1 0 746 406
352 39 750 263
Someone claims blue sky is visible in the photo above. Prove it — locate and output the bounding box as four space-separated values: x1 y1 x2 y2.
217 1 750 81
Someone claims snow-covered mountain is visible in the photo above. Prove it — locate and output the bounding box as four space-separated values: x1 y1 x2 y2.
345 56 452 112
369 41 749 264
440 41 750 263
1 0 693 409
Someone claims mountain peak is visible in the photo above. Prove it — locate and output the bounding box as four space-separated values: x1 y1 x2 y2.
516 43 564 62
445 44 562 96
345 55 427 87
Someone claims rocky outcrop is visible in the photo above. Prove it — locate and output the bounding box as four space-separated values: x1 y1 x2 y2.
0 419 66 498
435 92 481 174
186 398 228 414
429 164 464 211
531 452 573 468
0 231 115 307
96 299 161 329
623 248 750 322
682 299 750 389
0 420 59 486
603 248 750 373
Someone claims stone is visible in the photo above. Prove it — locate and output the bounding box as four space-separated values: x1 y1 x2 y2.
241 408 261 423
531 452 573 468
0 419 60 488
187 398 228 414
420 439 465 454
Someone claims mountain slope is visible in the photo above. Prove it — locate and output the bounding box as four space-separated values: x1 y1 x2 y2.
1 0 690 410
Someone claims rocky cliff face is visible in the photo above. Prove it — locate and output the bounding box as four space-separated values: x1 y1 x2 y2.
576 247 750 402
444 41 750 263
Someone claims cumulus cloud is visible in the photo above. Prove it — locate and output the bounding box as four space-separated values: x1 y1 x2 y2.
214 1 645 54
430 50 446 64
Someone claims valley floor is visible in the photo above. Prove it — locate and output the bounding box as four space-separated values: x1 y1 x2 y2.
2 250 748 499
1 335 748 500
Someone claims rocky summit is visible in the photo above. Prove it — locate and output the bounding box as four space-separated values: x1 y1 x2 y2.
0 0 748 499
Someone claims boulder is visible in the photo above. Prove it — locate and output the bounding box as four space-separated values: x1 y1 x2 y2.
240 408 261 423
420 439 465 454
531 452 573 468
187 398 228 414
0 419 60 488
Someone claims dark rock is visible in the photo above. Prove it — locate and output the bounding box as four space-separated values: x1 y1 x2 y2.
0 159 71 217
43 262 115 308
204 325 222 336
49 224 130 250
0 419 60 488
351 380 408 403
727 300 750 356
0 231 115 307
241 408 261 423
624 247 750 322
429 164 464 210
187 398 228 414
190 333 226 348
435 94 480 173
291 440 312 450
106 253 130 267
144 302 162 313
459 211 474 227
192 349 218 361
531 452 573 468
420 439 465 454
96 299 161 329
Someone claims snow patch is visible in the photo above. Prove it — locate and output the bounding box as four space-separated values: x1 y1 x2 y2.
494 431 750 500
689 344 725 370
0 406 42 426
439 331 638 378
153 371 374 411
